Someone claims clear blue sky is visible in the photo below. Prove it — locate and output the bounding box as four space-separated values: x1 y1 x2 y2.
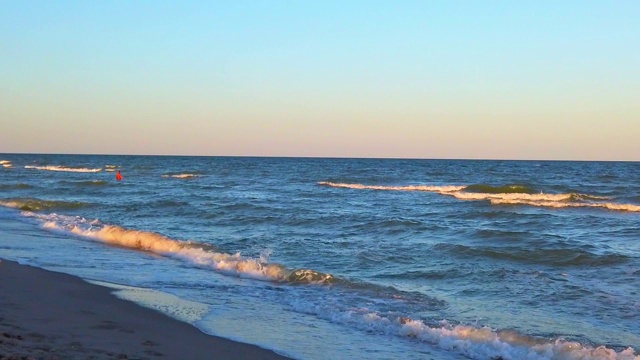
1 1 638 160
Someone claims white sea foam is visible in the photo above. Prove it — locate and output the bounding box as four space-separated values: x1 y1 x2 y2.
14 210 638 359
290 302 639 360
21 212 333 284
162 173 201 179
490 199 640 212
24 165 102 173
319 182 640 213
0 160 12 168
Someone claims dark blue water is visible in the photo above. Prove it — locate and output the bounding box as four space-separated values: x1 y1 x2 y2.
1 155 639 359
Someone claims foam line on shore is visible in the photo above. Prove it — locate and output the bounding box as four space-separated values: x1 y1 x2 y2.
87 280 210 323
0 258 291 360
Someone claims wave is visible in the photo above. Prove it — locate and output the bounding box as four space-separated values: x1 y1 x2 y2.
1 160 12 168
490 198 640 212
0 198 91 211
162 173 202 179
317 182 465 193
464 183 536 194
434 243 629 266
104 165 119 172
24 165 102 173
0 183 34 190
290 303 639 360
58 180 108 187
319 182 640 213
78 180 108 186
21 212 334 285
12 210 638 359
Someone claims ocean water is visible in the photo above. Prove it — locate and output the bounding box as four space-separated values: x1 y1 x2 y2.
0 154 639 360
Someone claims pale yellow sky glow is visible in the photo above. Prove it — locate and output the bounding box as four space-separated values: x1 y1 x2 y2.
1 2 639 160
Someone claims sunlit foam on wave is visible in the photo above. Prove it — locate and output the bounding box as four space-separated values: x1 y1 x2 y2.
0 160 12 168
162 173 201 179
12 209 639 359
24 165 102 173
21 212 334 284
318 182 640 213
290 301 639 360
490 198 640 212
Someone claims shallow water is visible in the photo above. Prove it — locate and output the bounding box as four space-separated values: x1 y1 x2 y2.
1 155 639 359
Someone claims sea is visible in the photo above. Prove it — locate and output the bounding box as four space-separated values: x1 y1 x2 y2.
0 154 638 360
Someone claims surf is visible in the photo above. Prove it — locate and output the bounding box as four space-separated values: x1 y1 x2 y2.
319 182 640 213
22 209 635 359
24 165 102 173
19 211 334 285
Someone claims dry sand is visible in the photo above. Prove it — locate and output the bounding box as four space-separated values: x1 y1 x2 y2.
0 258 291 360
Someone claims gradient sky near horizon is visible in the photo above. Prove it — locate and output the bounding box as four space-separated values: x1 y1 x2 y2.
1 1 639 160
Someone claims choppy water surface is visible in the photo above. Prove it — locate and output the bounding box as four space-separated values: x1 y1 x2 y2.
1 154 639 359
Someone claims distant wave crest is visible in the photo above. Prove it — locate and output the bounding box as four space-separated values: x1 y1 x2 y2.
162 173 202 179
25 165 102 173
319 182 640 213
318 182 465 193
59 180 108 187
464 183 536 194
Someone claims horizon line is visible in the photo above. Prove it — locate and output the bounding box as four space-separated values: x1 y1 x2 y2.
0 152 637 163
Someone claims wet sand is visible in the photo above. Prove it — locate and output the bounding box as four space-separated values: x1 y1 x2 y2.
0 258 291 360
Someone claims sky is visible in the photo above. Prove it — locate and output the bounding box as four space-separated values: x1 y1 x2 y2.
1 1 639 160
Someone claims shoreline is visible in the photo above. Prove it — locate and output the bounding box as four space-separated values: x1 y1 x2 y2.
0 258 292 360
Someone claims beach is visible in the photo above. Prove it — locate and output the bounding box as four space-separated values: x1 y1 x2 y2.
0 258 290 360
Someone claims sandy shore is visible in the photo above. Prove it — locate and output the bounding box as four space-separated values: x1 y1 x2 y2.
0 258 291 360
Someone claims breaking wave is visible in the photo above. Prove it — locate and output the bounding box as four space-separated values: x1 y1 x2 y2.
25 165 102 173
290 304 639 360
318 182 640 213
7 208 638 359
0 160 12 168
21 212 334 285
490 198 640 212
464 183 536 194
